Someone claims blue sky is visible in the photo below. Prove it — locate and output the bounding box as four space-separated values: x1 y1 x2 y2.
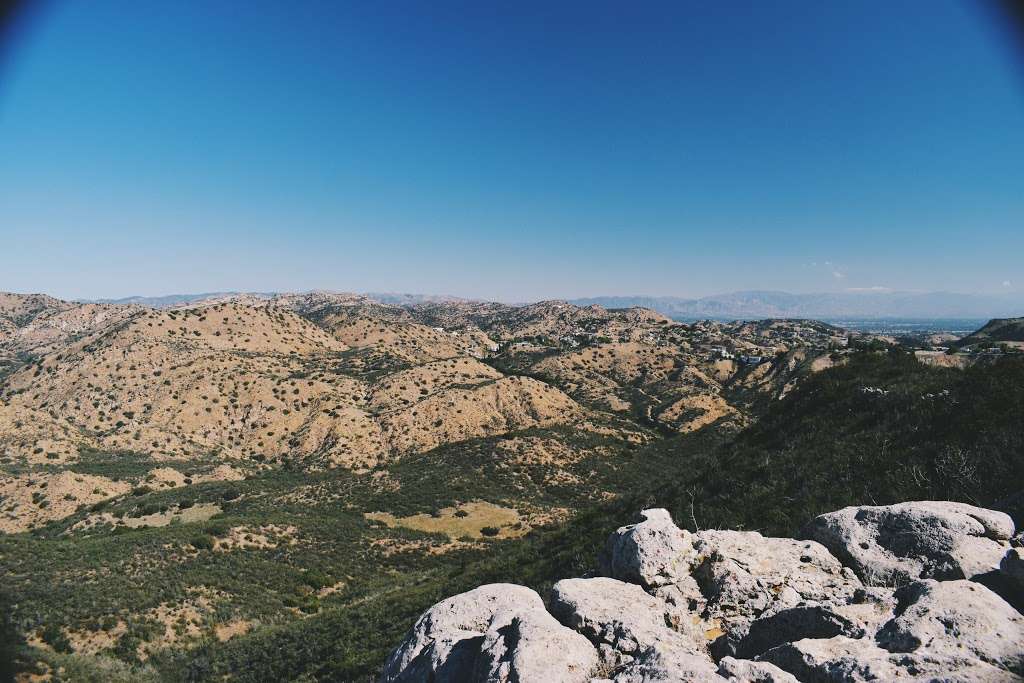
1 1 1022 302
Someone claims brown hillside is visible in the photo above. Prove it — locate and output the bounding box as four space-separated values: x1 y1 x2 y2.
378 376 585 454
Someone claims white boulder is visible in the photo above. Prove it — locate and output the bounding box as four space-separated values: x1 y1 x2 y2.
717 656 799 682
473 607 598 683
803 501 1014 586
876 579 1024 673
600 508 694 589
549 577 701 665
381 583 596 682
761 635 1019 682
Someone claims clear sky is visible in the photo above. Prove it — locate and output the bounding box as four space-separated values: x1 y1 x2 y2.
1 1 1022 302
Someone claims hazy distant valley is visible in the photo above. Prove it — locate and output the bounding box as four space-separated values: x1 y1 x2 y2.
84 288 1024 322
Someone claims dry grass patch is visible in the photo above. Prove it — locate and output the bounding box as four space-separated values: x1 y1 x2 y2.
213 524 298 552
70 502 221 532
365 501 527 540
369 537 470 557
214 620 253 642
124 502 222 529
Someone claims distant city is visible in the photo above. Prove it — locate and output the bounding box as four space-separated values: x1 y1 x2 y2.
815 318 990 336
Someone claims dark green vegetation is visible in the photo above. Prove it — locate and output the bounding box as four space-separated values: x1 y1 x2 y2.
1 589 23 683
960 316 1024 346
3 448 217 481
3 353 1023 681
658 351 1024 535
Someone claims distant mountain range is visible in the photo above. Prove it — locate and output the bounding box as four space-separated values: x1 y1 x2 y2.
363 292 471 305
569 291 1024 321
82 291 464 308
82 289 1023 320
85 292 274 307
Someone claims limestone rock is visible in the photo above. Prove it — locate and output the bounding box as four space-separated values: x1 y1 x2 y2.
717 656 799 682
549 577 700 665
735 604 867 659
803 501 1014 586
761 635 1019 682
600 508 694 589
381 583 544 682
609 639 720 682
876 579 1024 673
609 645 800 683
693 530 861 615
1001 548 1024 593
384 502 1024 683
473 607 598 683
689 529 862 656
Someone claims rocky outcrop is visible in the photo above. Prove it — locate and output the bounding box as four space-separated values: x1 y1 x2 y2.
380 583 597 682
876 580 1024 671
802 501 1014 585
472 607 599 683
716 656 799 682
549 577 702 666
735 604 868 659
600 508 694 589
382 502 1024 682
683 528 865 659
759 635 1019 683
1003 548 1024 594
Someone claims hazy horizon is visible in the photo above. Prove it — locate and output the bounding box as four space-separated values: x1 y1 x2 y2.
3 286 1021 324
1 285 1020 303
